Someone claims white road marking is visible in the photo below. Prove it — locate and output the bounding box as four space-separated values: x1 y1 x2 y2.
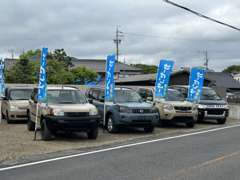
1 123 240 172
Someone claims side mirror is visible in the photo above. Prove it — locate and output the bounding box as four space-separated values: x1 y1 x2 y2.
99 96 105 103
147 97 153 101
88 98 93 104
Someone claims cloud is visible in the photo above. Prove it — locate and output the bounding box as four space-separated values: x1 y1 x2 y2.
0 0 240 71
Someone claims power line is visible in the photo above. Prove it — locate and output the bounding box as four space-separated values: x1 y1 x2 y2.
163 0 240 32
123 32 237 42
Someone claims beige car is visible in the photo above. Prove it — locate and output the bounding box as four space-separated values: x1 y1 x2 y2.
28 86 100 140
137 87 198 127
1 87 33 123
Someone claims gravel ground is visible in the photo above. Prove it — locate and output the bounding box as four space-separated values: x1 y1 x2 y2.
0 118 239 165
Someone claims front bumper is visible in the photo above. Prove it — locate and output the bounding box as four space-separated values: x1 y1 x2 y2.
161 110 198 122
117 113 159 127
8 109 28 120
44 115 101 132
198 108 229 119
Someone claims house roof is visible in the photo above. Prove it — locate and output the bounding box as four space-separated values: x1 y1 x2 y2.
71 58 142 73
116 70 240 89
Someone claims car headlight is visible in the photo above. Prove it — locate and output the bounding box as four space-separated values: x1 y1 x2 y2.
10 105 19 111
198 104 207 109
53 109 64 116
163 104 174 111
89 109 98 116
223 105 229 109
119 106 132 113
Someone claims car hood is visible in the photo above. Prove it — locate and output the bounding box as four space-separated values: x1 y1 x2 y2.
117 102 153 108
48 103 97 112
199 99 227 105
164 101 193 107
10 100 29 109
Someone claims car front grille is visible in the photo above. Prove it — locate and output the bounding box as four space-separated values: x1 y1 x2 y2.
132 109 151 114
207 109 225 115
64 112 89 117
174 106 192 111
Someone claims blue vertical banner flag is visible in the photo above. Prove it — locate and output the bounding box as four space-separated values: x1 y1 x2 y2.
155 59 174 98
105 54 116 101
0 58 5 97
37 48 48 102
187 67 205 102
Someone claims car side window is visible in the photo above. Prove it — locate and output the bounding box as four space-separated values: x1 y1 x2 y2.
138 88 147 99
92 90 99 100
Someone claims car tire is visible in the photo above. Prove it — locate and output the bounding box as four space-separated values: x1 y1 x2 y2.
87 127 98 139
40 118 53 141
1 111 5 120
186 121 195 128
144 126 154 133
106 115 118 133
159 119 166 127
6 111 12 124
217 118 226 124
197 115 204 123
27 111 35 131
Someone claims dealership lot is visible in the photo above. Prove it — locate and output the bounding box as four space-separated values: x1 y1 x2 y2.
0 118 239 166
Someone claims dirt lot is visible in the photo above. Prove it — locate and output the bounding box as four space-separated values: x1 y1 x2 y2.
0 118 239 165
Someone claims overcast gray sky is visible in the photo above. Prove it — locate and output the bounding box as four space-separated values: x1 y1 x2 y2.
0 0 240 71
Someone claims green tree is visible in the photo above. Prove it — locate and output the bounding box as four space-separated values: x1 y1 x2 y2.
131 64 158 74
223 65 240 73
71 66 98 84
5 58 36 83
49 49 73 70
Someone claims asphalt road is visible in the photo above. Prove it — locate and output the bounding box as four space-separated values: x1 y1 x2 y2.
1 125 240 180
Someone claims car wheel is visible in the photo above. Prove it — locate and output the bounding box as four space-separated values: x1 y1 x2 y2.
217 118 226 124
40 118 53 141
1 111 5 120
27 111 35 131
6 111 12 124
197 115 204 123
186 121 195 128
87 127 98 139
144 126 154 133
106 115 118 133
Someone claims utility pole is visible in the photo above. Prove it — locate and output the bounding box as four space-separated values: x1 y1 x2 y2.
204 50 209 70
113 26 123 79
8 49 14 59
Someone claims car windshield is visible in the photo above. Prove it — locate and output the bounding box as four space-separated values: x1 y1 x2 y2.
165 89 185 101
114 89 142 103
201 88 221 100
10 89 33 100
47 90 87 104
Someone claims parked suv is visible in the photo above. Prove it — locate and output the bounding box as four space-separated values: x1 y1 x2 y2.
1 86 33 123
137 87 197 127
86 87 159 133
28 86 100 140
171 85 229 124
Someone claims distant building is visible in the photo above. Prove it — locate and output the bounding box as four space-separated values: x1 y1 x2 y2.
71 58 143 79
233 73 240 82
116 69 240 97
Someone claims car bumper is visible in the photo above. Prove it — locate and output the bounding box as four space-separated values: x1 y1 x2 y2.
117 113 159 127
44 115 101 131
8 109 28 120
198 108 229 119
161 110 198 122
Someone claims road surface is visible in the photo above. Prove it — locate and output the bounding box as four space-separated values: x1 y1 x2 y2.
1 125 240 180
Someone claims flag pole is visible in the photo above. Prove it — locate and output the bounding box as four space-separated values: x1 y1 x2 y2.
34 102 39 140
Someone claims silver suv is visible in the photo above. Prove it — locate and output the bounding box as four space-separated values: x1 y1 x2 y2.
28 86 100 140
137 87 198 127
1 87 33 123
